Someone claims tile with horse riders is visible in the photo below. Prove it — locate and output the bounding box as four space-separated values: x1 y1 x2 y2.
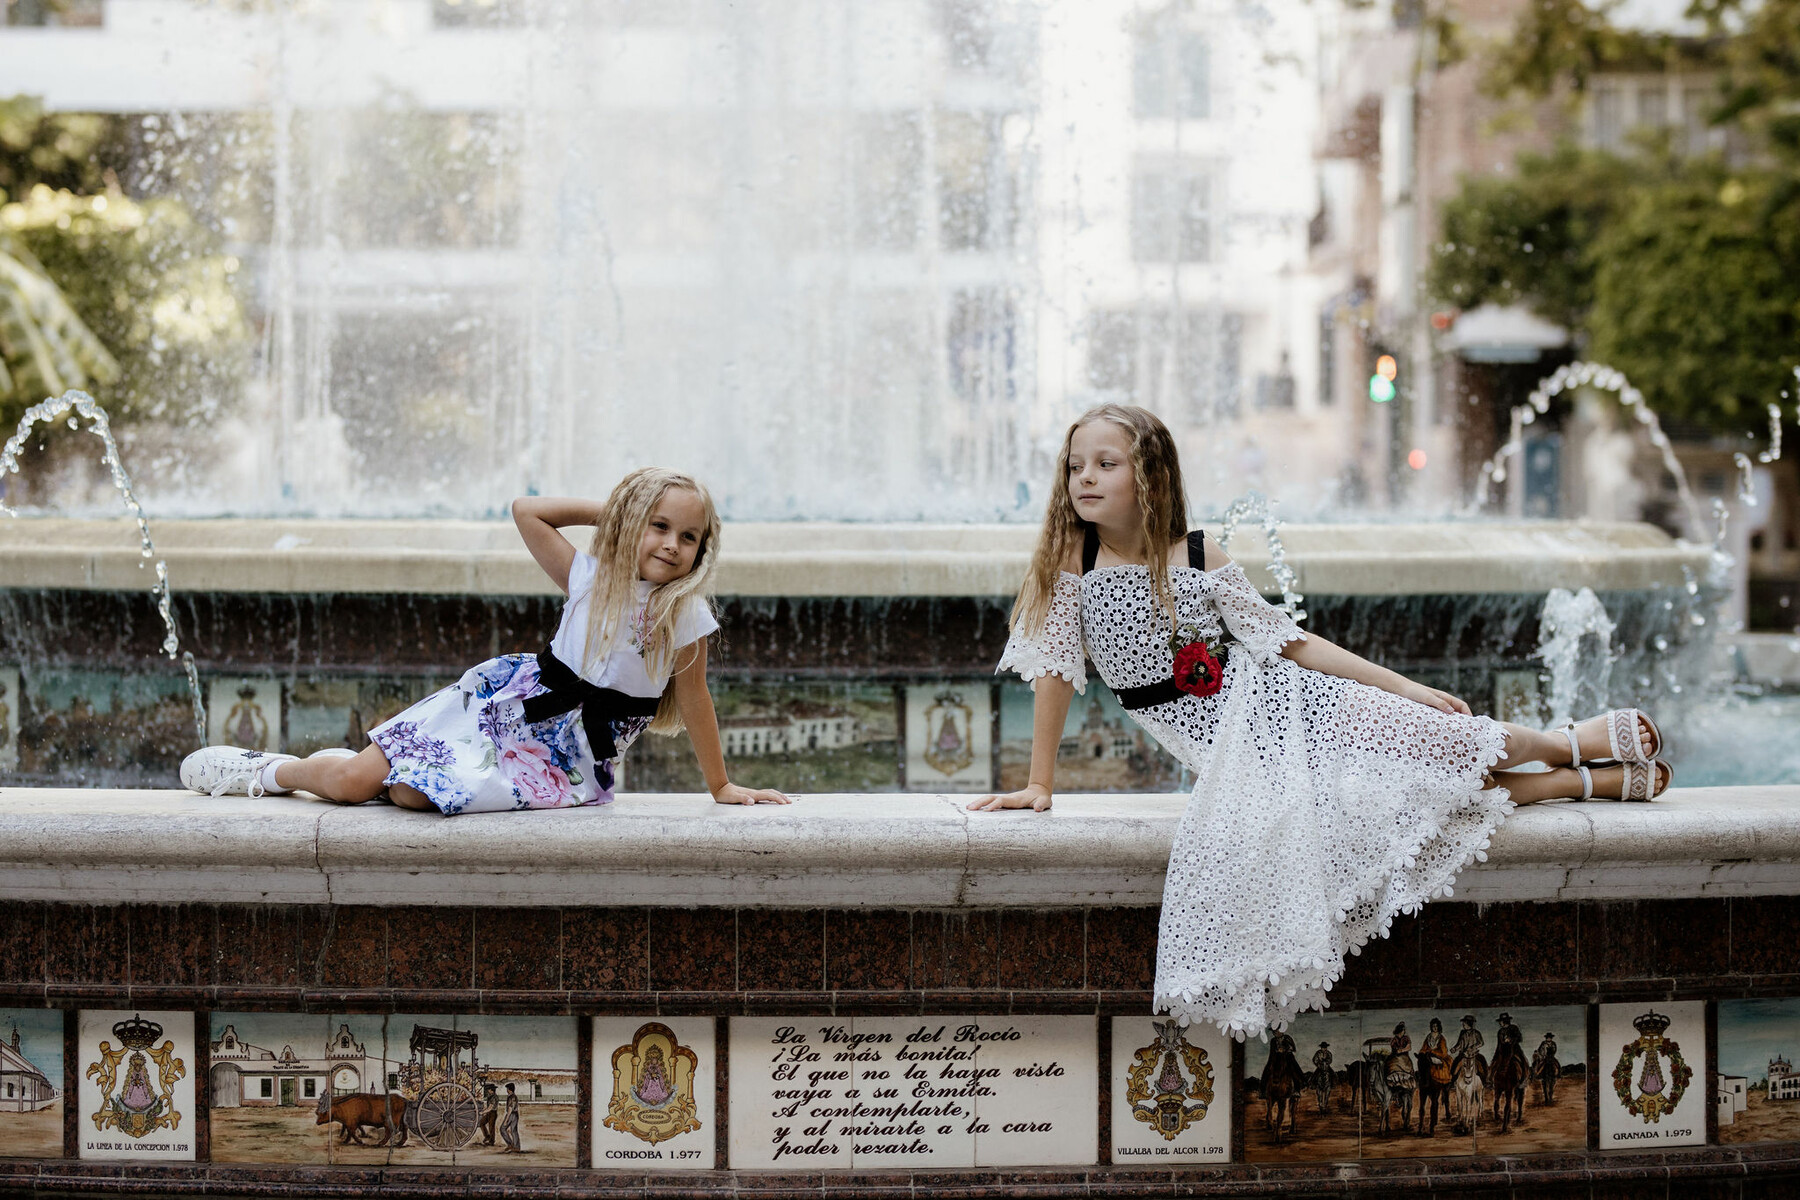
1243 1005 1586 1161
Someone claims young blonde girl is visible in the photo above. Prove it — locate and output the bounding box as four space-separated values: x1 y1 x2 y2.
180 467 789 813
974 405 1668 1037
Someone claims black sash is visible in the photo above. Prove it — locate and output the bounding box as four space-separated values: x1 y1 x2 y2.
519 644 662 760
1082 525 1219 712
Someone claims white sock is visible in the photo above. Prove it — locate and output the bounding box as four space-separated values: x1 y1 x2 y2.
259 761 292 794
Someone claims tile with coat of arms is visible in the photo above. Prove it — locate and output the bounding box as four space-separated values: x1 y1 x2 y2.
77 1009 196 1161
207 677 281 752
592 1017 715 1169
904 683 992 791
1598 1001 1705 1149
0 664 18 772
1111 1016 1231 1164
1 1008 65 1158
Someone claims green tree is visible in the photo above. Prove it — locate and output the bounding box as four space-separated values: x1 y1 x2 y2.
0 96 250 433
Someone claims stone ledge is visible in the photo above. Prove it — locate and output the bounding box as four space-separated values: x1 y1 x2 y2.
0 786 1795 908
0 517 1709 596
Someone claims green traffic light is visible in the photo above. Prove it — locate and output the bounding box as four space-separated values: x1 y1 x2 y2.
1368 375 1395 403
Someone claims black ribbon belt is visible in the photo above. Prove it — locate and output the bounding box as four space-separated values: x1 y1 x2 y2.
1111 678 1186 711
1112 645 1232 712
519 644 662 761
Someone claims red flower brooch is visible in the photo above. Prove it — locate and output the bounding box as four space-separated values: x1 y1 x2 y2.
1169 626 1227 698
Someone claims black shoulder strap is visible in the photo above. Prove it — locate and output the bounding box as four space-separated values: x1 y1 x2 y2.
1187 530 1205 570
1081 523 1099 574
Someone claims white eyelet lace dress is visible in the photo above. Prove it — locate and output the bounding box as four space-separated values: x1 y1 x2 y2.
998 559 1513 1039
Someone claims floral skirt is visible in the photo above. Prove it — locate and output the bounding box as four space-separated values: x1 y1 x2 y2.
368 654 650 816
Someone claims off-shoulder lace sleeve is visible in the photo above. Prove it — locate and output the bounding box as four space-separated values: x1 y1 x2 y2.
1206 562 1305 663
996 573 1087 693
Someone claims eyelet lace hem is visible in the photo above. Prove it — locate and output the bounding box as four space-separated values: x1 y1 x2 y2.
1155 718 1514 1040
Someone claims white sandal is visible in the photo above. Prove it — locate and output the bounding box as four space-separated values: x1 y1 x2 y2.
1555 709 1664 767
1574 759 1672 802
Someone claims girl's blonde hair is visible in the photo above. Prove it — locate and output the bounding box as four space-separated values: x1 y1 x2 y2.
1012 403 1189 636
583 466 721 735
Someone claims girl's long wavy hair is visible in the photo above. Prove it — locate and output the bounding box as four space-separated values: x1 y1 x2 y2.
583 467 721 735
1011 404 1189 636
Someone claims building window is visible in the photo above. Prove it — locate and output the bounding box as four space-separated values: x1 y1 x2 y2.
4 0 102 26
1085 307 1242 421
1131 159 1213 262
259 1078 273 1099
388 1073 400 1091
1593 87 1623 151
304 1079 317 1098
1637 85 1667 128
1683 88 1714 156
432 0 525 26
1133 22 1209 119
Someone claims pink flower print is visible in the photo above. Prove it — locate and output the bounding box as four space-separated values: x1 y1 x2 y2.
497 739 575 808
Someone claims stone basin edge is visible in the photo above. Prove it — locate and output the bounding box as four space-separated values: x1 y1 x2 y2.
0 517 1712 596
0 785 1794 907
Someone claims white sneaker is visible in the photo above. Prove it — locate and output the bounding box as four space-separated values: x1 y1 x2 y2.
179 746 298 797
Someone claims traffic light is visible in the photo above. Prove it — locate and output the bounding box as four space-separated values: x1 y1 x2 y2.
1368 354 1397 403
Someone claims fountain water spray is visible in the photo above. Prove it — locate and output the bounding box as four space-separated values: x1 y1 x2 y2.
1470 362 1707 535
1537 587 1616 731
1 388 207 748
1217 491 1306 623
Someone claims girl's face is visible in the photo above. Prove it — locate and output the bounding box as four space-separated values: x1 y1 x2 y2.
1066 419 1139 529
637 487 708 584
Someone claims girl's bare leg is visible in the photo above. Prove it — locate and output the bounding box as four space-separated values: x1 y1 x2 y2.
1489 715 1657 770
272 744 436 810
1486 764 1650 805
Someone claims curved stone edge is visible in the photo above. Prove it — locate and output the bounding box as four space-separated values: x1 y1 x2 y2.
0 786 1795 907
0 517 1711 596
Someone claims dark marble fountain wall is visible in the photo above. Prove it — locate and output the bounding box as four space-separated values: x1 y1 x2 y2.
0 586 1703 789
3 896 1800 1196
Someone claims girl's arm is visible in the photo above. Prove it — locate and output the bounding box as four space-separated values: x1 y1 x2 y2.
1281 634 1471 714
511 496 604 596
669 639 792 805
967 673 1074 811
1208 536 1470 715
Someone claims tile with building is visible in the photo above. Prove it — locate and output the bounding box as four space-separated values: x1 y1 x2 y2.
208 1012 577 1166
0 1010 63 1159
1718 998 1800 1144
999 682 1182 793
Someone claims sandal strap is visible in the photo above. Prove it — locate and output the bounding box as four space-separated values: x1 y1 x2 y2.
1621 760 1651 801
1576 764 1594 801
1560 723 1582 767
1609 709 1651 765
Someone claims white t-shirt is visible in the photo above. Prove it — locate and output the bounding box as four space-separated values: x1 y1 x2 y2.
547 552 720 697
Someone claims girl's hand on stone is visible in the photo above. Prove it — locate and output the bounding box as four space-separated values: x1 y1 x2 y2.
713 783 791 805
1397 680 1471 715
967 785 1052 812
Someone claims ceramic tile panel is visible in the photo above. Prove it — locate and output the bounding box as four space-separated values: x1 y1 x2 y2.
1353 1005 1588 1158
207 677 281 752
998 682 1182 793
15 669 193 781
1492 669 1544 724
1241 1008 1362 1163
286 676 450 756
1598 1001 1706 1149
904 685 993 791
1718 998 1800 1144
0 1009 64 1158
966 1016 1098 1166
729 1016 1100 1170
209 1012 575 1167
0 664 19 772
1111 1016 1231 1165
207 1013 337 1164
77 1009 197 1161
592 1017 716 1169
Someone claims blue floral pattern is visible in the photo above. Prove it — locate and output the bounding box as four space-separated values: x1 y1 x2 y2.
370 653 651 816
